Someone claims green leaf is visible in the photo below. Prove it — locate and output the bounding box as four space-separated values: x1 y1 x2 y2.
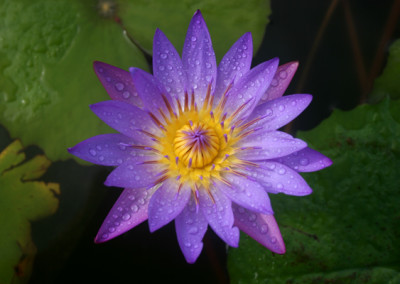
228 98 400 283
0 140 60 284
0 0 270 163
0 0 149 162
369 39 400 103
119 0 271 60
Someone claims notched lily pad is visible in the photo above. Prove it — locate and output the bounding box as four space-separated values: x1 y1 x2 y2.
0 140 60 284
118 0 271 60
228 99 400 283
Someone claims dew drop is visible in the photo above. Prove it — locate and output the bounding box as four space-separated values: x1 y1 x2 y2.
278 168 286 175
248 213 257 222
270 236 277 244
278 105 285 111
122 91 131 99
191 36 197 42
188 227 199 235
279 70 288 79
160 53 167 59
260 224 268 234
101 233 109 239
115 82 124 91
158 65 165 71
89 149 97 156
300 158 309 166
131 204 139 212
98 155 105 161
122 213 131 220
271 79 278 87
108 227 116 233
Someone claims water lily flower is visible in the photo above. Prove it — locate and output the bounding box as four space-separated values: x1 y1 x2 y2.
69 10 332 263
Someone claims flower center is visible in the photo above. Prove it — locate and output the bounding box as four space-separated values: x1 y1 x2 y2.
174 122 219 168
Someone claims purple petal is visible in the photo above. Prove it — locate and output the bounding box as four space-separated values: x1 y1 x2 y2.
233 204 285 254
198 187 239 247
130 68 175 121
224 58 279 122
182 10 217 108
68 134 143 166
104 160 163 189
90 100 159 144
214 32 253 105
93 61 142 107
153 29 187 103
95 186 157 243
274 147 333 172
175 196 208 263
216 174 273 214
148 179 191 232
259 61 299 103
237 130 307 160
247 94 312 131
246 161 312 196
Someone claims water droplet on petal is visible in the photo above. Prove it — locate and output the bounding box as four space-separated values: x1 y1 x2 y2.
191 36 197 42
278 105 285 111
260 225 268 234
122 91 131 99
89 149 97 156
160 53 167 59
122 213 131 220
279 70 288 79
189 227 198 234
115 82 124 91
131 204 139 212
300 158 309 166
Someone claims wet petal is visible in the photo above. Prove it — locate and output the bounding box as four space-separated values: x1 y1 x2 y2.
104 160 162 189
130 68 175 121
90 100 159 144
259 61 299 103
175 196 208 263
214 32 253 105
246 161 312 196
153 29 187 104
217 174 273 214
233 204 285 254
182 10 217 107
68 134 142 166
93 61 142 107
274 147 333 172
224 58 279 122
95 186 157 243
247 94 312 131
148 179 191 232
237 130 307 160
198 187 239 247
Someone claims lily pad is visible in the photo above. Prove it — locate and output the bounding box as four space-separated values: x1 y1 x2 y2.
369 39 400 103
118 0 270 60
228 98 400 283
0 0 270 163
0 140 60 284
0 0 149 162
